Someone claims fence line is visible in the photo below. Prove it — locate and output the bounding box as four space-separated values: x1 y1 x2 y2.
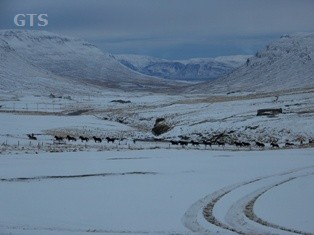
0 102 65 113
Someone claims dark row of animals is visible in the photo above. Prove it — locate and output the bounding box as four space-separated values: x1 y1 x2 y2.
26 133 118 143
54 135 117 143
26 133 313 149
170 140 226 147
169 139 309 149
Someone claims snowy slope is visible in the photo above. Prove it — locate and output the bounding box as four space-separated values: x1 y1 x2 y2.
0 37 96 95
114 54 249 81
0 30 183 93
195 33 314 93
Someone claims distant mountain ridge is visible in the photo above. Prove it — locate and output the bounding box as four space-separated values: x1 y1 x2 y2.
114 54 250 81
0 29 184 94
193 33 314 93
1 30 313 95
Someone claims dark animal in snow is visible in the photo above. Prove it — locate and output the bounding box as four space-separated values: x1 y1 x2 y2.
66 135 77 141
242 142 251 147
270 142 279 148
217 141 225 147
203 140 212 148
92 136 102 143
285 142 294 147
255 141 265 148
79 136 89 142
27 133 37 140
170 140 179 145
234 141 243 147
106 137 116 143
179 140 189 146
54 136 64 141
191 140 200 146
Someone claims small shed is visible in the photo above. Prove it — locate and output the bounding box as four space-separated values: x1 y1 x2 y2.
257 108 283 116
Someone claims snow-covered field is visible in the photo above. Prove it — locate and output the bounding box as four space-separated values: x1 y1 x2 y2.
1 88 313 151
0 87 313 234
0 149 313 234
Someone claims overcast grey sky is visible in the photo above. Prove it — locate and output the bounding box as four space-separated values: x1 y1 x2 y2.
1 0 314 59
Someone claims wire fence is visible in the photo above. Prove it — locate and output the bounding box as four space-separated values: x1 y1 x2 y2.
0 102 66 113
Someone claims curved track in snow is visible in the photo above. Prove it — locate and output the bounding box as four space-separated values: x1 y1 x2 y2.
183 166 314 235
242 175 314 235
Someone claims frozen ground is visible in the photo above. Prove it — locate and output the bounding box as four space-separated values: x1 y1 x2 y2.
0 149 313 234
0 87 313 235
0 88 313 155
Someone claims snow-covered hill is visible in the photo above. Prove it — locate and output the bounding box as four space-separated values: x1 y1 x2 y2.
114 54 249 81
0 37 89 96
2 30 313 95
0 30 183 94
195 33 314 93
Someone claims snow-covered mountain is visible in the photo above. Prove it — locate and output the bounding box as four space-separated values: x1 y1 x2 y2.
0 35 92 95
0 30 183 94
2 30 313 96
114 54 249 81
194 33 314 93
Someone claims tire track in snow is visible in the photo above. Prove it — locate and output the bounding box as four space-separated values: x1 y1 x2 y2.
224 171 314 235
0 224 188 234
242 174 314 235
182 166 314 234
0 171 157 182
